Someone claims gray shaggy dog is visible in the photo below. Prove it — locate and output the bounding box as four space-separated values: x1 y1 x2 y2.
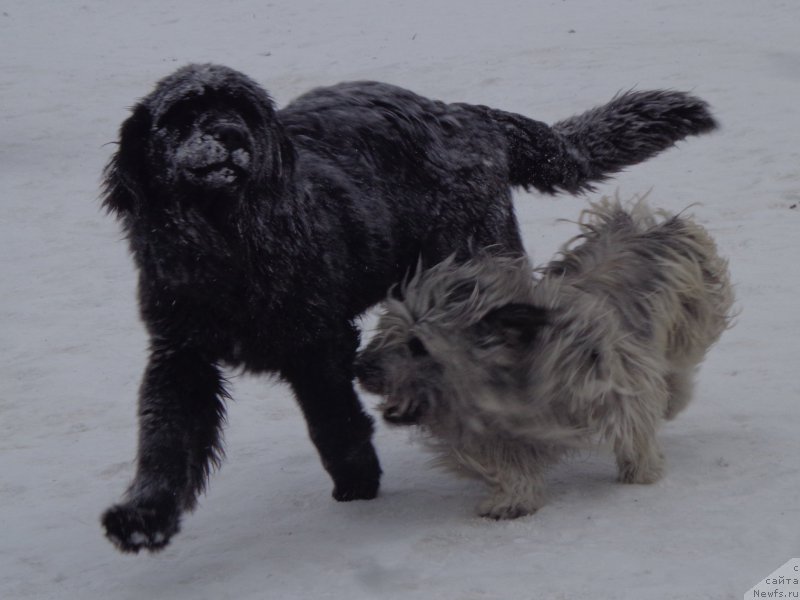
355 198 734 519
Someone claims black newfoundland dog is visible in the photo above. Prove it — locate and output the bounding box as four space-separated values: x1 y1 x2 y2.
101 63 716 552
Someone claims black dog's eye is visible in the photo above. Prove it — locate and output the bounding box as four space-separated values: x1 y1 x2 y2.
408 337 428 357
157 98 205 132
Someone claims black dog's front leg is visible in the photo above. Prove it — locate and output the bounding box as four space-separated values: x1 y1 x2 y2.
102 344 228 553
283 328 381 501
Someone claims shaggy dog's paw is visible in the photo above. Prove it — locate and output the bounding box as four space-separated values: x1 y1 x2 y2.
478 496 540 520
331 442 382 501
617 455 665 484
102 496 181 553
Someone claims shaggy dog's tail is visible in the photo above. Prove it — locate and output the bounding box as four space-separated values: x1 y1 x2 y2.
488 90 717 194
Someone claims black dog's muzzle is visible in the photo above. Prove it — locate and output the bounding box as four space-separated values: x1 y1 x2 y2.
172 114 254 189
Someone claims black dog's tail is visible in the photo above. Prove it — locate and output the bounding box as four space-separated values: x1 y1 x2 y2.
489 90 718 194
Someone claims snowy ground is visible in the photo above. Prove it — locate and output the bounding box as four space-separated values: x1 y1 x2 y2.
2 1 799 598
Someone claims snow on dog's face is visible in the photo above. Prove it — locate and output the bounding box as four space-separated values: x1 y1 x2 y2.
355 254 547 425
103 63 292 216
145 64 271 191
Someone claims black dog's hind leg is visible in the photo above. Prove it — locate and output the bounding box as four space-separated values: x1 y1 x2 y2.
283 324 381 501
102 344 228 553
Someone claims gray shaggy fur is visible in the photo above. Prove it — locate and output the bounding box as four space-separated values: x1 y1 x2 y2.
356 198 734 519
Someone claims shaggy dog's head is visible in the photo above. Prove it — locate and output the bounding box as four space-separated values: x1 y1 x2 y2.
103 63 293 219
355 254 548 424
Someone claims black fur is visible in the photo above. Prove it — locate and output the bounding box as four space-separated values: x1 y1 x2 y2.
100 63 717 552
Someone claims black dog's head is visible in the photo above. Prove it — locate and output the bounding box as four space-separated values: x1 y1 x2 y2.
103 63 294 219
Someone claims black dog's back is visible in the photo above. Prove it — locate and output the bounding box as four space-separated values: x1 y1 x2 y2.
281 81 503 181
280 81 524 296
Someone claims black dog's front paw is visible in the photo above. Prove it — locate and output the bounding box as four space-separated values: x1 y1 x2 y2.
101 495 181 553
331 441 382 502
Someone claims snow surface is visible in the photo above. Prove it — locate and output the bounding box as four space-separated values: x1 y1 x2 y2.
2 1 799 599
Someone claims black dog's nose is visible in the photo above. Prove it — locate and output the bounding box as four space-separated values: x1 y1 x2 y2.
210 123 247 150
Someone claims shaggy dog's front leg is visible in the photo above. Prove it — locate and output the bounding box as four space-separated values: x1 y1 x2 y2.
283 327 381 501
451 439 552 520
102 345 228 553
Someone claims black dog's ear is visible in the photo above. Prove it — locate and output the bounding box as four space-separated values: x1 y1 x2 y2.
479 303 549 346
102 103 152 217
275 125 296 180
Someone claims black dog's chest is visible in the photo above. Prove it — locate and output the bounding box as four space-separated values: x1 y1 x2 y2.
143 271 287 370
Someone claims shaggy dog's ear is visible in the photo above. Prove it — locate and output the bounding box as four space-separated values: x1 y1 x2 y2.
102 103 152 217
479 303 549 346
